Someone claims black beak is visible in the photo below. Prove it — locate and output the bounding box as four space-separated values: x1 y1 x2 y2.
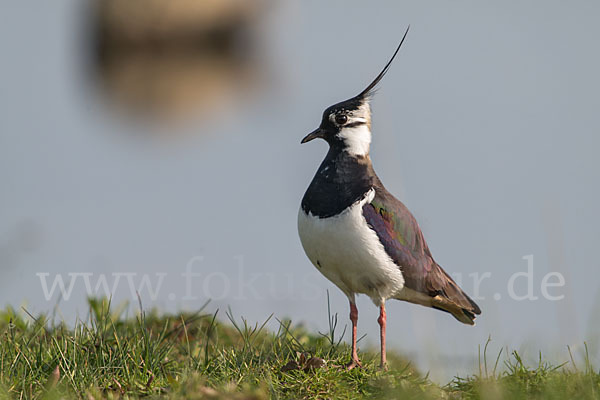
301 127 324 144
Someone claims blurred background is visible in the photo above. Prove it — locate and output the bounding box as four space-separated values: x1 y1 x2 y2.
1 0 599 381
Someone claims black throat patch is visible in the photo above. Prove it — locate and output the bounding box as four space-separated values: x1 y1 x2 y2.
301 146 376 218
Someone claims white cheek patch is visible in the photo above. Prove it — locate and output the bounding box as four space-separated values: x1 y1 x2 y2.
337 124 372 156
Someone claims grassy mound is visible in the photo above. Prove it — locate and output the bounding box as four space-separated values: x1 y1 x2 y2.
0 299 598 399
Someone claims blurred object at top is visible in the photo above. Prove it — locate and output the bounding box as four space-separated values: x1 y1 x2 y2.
91 0 265 123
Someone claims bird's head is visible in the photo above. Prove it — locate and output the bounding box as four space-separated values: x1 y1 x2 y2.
301 27 409 157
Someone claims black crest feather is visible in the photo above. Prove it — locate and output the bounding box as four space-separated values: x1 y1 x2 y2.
357 26 410 99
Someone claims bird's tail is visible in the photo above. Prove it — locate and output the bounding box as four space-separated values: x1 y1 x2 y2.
431 267 481 325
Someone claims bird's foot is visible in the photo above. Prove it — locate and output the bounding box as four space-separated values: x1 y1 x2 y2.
346 358 362 370
379 362 388 371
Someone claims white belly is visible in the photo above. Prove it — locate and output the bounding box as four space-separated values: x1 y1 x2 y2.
297 189 405 304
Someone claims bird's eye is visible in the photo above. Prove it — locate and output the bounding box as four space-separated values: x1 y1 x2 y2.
335 114 348 125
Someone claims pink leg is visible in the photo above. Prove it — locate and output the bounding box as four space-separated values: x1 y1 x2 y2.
378 302 388 370
346 301 362 369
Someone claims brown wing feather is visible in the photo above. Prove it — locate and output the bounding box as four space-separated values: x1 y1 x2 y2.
362 185 481 323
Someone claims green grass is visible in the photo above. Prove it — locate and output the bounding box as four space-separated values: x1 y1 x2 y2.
0 298 598 399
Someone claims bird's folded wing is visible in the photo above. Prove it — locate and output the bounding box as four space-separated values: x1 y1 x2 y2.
362 194 437 294
362 191 480 316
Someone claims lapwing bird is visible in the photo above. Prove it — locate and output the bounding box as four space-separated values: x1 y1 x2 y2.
297 28 481 369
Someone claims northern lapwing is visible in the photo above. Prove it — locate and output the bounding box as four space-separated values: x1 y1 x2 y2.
297 28 481 369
